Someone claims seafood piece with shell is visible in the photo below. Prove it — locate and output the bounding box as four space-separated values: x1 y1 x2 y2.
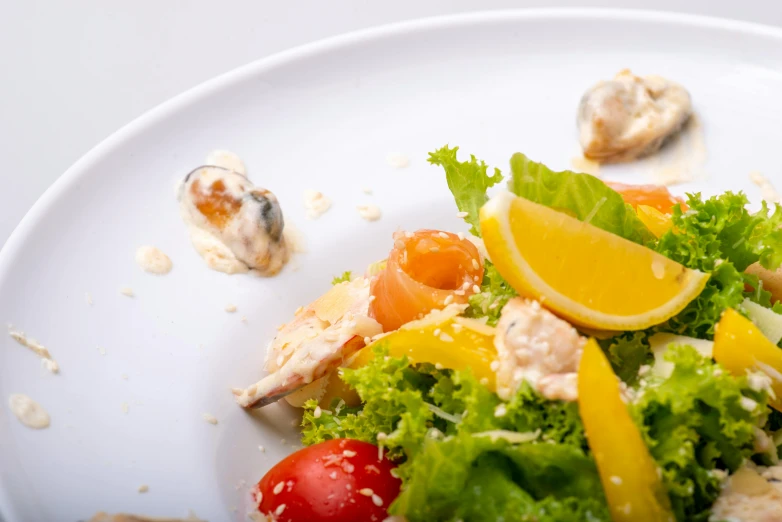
577 69 692 163
178 161 288 275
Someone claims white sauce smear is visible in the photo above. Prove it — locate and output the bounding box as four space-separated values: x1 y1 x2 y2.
8 393 50 429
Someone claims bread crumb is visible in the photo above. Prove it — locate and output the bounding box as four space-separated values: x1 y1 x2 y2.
362 187 373 195
137 484 149 493
120 287 135 297
85 292 93 305
97 346 106 356
240 315 248 323
202 413 218 425
225 304 237 313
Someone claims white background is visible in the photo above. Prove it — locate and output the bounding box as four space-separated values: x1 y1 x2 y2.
2 0 782 246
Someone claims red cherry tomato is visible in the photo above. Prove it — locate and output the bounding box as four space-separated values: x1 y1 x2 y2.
255 439 401 522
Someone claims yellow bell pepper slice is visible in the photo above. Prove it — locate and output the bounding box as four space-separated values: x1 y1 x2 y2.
636 205 674 238
350 309 497 390
579 339 674 522
714 308 782 411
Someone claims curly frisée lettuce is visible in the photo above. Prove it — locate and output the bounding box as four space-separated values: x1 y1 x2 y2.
631 344 770 522
391 434 609 521
428 145 503 236
655 192 782 338
301 345 601 519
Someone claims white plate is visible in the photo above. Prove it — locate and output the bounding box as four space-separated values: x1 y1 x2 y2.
2 8 782 521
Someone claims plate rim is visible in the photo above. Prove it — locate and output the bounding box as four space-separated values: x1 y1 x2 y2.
5 7 782 272
4 7 782 520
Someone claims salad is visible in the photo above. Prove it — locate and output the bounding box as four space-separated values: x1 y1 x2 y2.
235 145 782 522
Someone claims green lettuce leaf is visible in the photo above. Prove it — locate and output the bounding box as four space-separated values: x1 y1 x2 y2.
657 192 782 273
602 331 653 385
655 192 782 338
390 432 608 522
330 270 352 285
428 145 503 236
465 261 518 325
632 345 769 521
508 153 655 245
301 346 435 460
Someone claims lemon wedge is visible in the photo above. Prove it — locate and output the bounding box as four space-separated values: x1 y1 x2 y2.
479 192 709 331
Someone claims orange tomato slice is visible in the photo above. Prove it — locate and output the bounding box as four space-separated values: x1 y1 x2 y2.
369 230 483 331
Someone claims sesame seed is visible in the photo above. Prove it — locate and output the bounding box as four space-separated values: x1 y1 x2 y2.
372 494 384 507
440 333 454 342
258 445 265 452
313 406 322 418
457 232 465 240
429 247 440 253
275 504 286 516
343 450 357 457
435 363 444 370
359 488 374 496
454 290 465 296
456 211 469 218
120 287 135 297
224 304 237 313
364 336 372 345
472 285 480 293
444 295 454 305
438 232 450 239
471 259 480 270
202 413 218 425
405 231 413 238
610 476 623 485
273 481 285 494
368 295 376 302
433 328 441 336
330 471 338 479
362 187 373 194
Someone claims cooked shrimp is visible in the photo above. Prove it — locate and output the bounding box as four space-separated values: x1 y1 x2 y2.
494 298 585 401
370 229 484 332
234 278 381 408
